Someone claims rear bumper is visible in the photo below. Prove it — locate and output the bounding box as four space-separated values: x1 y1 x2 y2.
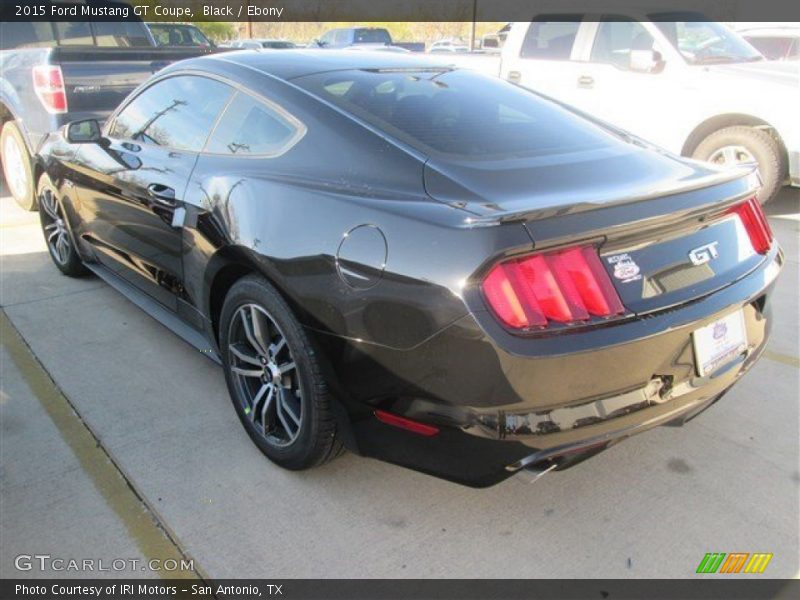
330 246 782 487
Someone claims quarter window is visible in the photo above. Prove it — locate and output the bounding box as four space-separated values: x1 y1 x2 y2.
591 19 655 69
520 17 582 59
206 92 304 156
110 76 234 152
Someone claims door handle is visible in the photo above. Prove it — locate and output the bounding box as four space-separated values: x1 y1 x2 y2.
577 75 595 88
147 183 176 206
507 70 521 84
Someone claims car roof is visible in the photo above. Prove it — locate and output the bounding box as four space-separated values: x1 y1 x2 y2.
195 49 456 80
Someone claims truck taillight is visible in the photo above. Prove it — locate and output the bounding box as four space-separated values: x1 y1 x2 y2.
727 197 773 255
482 245 625 330
32 65 67 114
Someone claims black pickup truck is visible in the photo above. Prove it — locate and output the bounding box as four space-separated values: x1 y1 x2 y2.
1 5 215 210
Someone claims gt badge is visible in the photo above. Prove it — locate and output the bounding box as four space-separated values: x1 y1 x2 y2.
606 253 642 283
688 241 719 266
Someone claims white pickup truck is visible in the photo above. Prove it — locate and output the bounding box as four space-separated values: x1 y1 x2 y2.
493 16 800 203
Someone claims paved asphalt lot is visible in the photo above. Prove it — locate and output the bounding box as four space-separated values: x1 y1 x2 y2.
1 177 798 580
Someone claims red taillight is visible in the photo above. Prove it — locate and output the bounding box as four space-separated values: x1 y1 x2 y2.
32 66 67 114
727 197 773 254
374 410 439 437
482 245 625 330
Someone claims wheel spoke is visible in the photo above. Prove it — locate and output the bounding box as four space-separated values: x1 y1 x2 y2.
270 338 286 358
275 390 294 436
44 223 58 231
249 383 271 422
278 387 301 427
229 343 262 366
250 306 271 356
231 366 263 378
278 361 295 375
56 235 69 263
240 308 267 356
259 385 275 435
41 194 59 219
723 146 738 164
48 229 60 243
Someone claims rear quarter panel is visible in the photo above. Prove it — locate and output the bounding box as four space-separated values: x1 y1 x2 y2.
178 64 533 350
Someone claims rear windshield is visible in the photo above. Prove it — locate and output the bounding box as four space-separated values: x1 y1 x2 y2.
294 69 613 159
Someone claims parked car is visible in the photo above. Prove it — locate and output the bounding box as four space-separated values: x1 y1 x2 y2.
314 27 424 52
0 2 214 211
148 23 214 48
480 34 502 53
736 26 800 61
428 39 469 52
428 45 471 54
500 15 800 203
35 51 781 487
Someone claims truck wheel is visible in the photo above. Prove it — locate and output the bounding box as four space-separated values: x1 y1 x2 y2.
1 121 36 211
220 275 343 471
692 126 783 204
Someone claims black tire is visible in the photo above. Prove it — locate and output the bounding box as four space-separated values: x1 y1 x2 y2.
692 126 784 204
37 174 88 277
220 275 342 470
1 120 36 211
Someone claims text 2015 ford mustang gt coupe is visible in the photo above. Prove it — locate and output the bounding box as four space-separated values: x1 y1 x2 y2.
36 50 782 487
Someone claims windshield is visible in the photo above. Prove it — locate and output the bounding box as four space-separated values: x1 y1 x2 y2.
294 69 615 160
652 17 762 64
354 29 392 44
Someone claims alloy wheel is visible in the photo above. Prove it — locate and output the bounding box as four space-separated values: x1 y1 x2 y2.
39 187 72 266
707 145 758 171
227 303 303 447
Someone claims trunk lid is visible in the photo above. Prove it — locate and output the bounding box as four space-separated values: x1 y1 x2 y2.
424 147 765 316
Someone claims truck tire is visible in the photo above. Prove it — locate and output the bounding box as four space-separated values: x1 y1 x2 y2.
692 126 783 204
1 120 36 211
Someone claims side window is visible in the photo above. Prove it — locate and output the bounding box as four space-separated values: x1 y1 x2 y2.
0 22 55 49
520 17 582 59
206 92 305 156
92 22 151 47
110 76 234 152
53 22 93 46
591 19 655 69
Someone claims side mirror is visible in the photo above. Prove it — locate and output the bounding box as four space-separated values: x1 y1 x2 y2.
314 39 326 47
65 119 103 144
630 49 664 73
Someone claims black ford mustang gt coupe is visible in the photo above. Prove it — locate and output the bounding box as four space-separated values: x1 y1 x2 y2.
35 50 782 487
